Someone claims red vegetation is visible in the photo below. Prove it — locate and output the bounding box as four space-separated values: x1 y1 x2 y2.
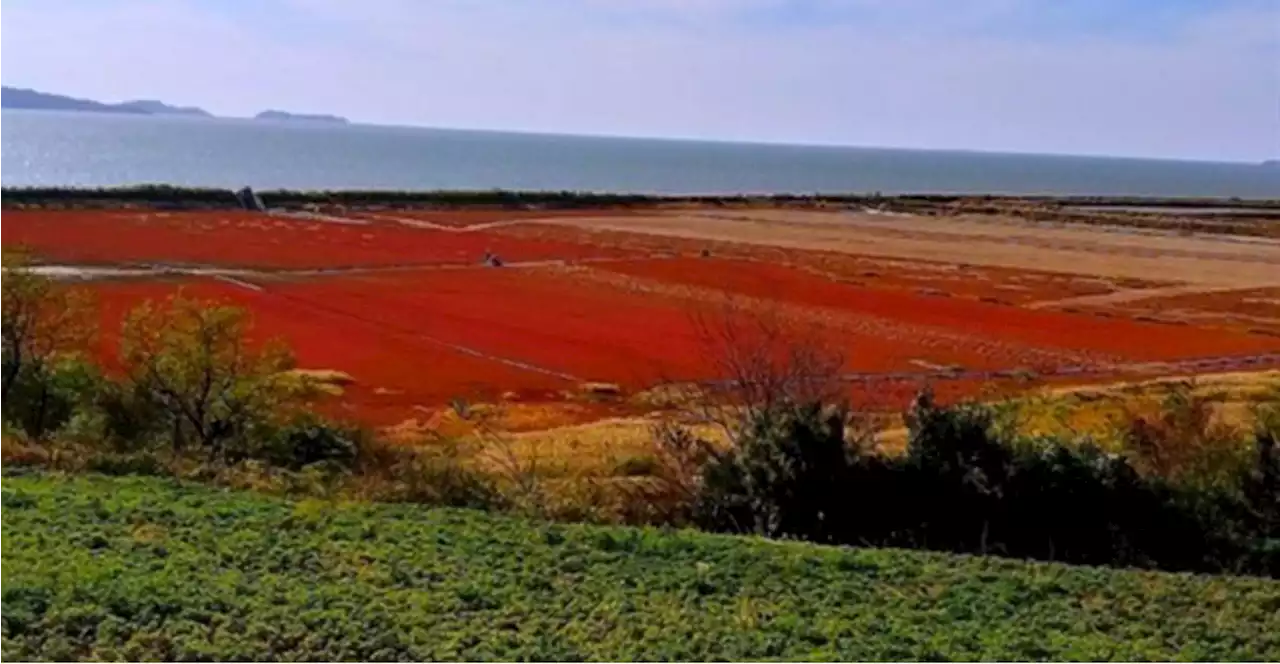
9 208 1277 426
265 267 1077 382
267 269 721 385
4 210 631 269
596 258 1280 361
503 223 1155 304
90 279 574 425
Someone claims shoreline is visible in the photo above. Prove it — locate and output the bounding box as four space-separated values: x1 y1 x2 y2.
4 184 1279 209
6 185 1278 239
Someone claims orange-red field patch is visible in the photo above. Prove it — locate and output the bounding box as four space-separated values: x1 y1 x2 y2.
4 210 632 269
91 278 575 424
498 222 1159 305
8 207 1277 427
594 258 1280 362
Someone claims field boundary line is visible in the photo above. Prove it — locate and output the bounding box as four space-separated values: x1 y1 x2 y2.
247 281 584 383
679 352 1280 392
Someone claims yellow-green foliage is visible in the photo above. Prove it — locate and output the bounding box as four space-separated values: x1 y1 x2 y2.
117 294 299 451
1002 373 1280 447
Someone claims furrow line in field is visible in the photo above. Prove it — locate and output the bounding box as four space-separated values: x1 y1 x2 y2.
685 352 1280 391
244 280 584 383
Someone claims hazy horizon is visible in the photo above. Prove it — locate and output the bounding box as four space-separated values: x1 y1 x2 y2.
6 103 1275 168
3 1 1278 163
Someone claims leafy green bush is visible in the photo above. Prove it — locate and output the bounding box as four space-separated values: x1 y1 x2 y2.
116 295 300 458
1 358 103 440
87 379 170 450
694 402 858 541
252 415 361 470
353 436 505 509
2 247 98 438
1245 424 1280 540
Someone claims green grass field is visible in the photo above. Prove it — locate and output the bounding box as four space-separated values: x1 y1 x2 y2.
3 472 1278 661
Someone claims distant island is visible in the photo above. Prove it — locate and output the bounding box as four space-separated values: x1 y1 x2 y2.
2 86 347 124
254 110 350 124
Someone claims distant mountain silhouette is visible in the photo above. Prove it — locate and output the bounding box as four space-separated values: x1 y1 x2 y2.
254 110 349 124
2 86 347 124
1 86 147 114
114 99 213 117
2 86 212 117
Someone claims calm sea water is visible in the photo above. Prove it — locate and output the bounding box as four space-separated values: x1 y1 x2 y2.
3 109 1278 197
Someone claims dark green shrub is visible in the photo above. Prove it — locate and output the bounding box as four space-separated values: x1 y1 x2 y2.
693 402 856 541
1245 425 1280 539
91 379 169 450
683 390 1278 576
901 391 1013 552
354 436 506 510
254 415 361 470
85 452 166 477
1 359 103 440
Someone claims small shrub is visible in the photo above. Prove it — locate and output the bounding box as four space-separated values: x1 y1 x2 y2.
252 415 362 470
1245 424 1280 539
2 249 99 438
353 436 505 509
0 435 49 468
117 294 301 458
694 401 859 541
1118 384 1250 490
901 390 1026 553
90 379 169 450
85 452 166 477
2 358 103 440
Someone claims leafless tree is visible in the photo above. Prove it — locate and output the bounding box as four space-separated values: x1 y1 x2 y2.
647 295 863 518
686 294 848 428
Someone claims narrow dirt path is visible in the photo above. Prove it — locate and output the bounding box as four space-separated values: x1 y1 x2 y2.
1024 284 1248 310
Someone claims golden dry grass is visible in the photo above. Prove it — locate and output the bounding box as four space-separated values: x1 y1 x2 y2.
277 368 354 396
376 370 1278 479
1001 370 1279 448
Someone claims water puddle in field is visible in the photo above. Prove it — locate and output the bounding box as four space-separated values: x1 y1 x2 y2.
25 265 165 279
268 209 370 225
25 265 262 280
23 254 676 282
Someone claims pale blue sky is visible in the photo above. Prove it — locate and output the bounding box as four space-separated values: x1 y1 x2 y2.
3 0 1277 162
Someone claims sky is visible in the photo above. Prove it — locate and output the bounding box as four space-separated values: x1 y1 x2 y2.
2 0 1278 162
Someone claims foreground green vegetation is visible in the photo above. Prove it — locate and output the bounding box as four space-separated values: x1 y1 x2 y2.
4 472 1279 661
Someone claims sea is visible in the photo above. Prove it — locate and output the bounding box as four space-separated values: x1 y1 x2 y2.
3 109 1278 197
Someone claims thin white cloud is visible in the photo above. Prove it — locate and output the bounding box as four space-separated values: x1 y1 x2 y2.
2 0 1277 161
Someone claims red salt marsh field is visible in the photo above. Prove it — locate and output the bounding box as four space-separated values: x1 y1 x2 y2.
6 208 1279 426
2 209 635 269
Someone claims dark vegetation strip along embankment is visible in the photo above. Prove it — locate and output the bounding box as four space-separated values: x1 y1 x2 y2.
3 185 1278 212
